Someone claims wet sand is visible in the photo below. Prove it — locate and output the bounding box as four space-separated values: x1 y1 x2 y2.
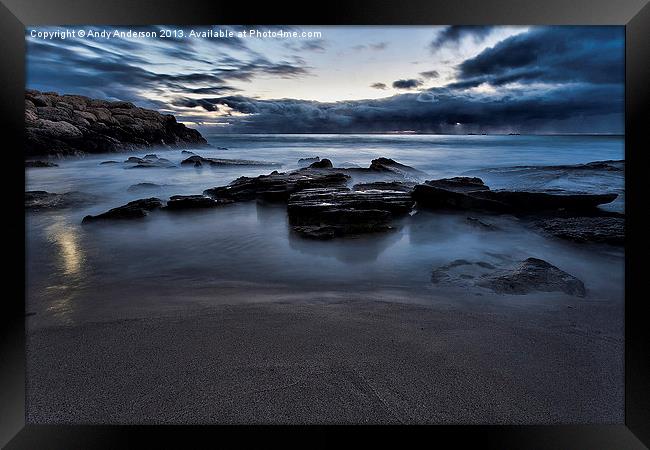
26 296 623 424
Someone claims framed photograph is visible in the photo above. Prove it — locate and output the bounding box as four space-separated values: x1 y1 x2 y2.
2 0 649 447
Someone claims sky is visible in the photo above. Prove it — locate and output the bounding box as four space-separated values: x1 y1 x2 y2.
26 25 625 134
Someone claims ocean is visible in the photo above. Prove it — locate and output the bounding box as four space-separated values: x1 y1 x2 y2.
25 134 625 326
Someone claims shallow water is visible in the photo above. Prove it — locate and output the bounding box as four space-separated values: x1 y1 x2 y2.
26 134 625 326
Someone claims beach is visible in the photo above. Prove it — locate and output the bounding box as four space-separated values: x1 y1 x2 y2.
26 294 623 424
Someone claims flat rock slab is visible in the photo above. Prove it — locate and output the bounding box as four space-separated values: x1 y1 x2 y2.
124 155 175 168
181 155 279 168
164 195 233 210
431 257 586 297
534 216 624 245
82 198 162 223
204 170 350 202
288 186 414 239
413 176 617 213
352 181 416 192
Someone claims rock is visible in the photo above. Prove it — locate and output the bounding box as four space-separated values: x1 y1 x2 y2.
413 176 618 213
100 160 120 165
287 186 414 239
25 90 208 157
124 155 175 168
431 257 586 297
204 169 350 202
368 157 427 179
180 154 278 168
413 178 503 211
181 150 196 155
473 190 617 212
426 177 489 193
82 198 162 223
534 216 624 245
477 258 586 297
340 158 427 181
353 181 416 192
295 157 425 182
25 190 94 209
127 182 163 192
25 160 58 168
309 158 333 169
163 195 233 210
514 160 624 172
298 156 320 166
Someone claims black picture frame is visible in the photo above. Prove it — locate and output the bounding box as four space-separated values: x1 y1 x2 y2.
1 0 648 447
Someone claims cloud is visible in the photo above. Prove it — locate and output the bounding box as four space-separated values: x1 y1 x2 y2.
186 81 623 134
352 42 389 51
454 26 624 88
431 26 494 51
284 39 327 52
26 25 624 134
369 42 389 51
26 32 310 108
392 79 423 90
419 70 440 79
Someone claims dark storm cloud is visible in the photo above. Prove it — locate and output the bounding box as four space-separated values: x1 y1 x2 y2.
431 26 494 51
370 82 388 90
419 70 440 79
188 81 623 134
454 26 624 88
392 79 423 90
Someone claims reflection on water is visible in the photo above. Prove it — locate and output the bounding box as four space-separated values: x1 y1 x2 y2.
25 134 625 326
45 220 84 276
33 218 87 324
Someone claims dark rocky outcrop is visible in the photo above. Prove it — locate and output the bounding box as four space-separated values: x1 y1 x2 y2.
309 158 333 169
340 158 427 181
180 154 279 168
352 181 416 192
431 257 586 297
470 190 618 212
25 90 207 157
298 156 320 166
413 176 617 213
204 170 350 202
124 154 175 168
25 160 58 168
82 198 162 223
164 195 233 210
510 160 624 173
287 186 414 239
477 258 586 297
534 216 624 245
25 190 95 210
